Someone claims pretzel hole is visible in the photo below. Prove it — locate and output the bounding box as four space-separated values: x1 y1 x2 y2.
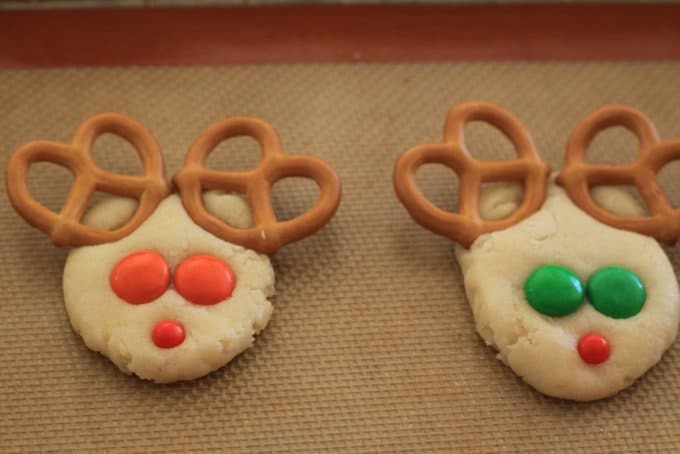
463 121 518 161
272 177 321 222
205 135 262 171
203 190 254 229
27 162 74 213
478 182 524 221
589 185 649 217
82 192 139 231
414 164 459 213
658 161 680 209
584 126 639 165
91 133 144 175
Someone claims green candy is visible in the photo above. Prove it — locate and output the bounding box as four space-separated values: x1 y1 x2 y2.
587 267 646 319
524 265 585 317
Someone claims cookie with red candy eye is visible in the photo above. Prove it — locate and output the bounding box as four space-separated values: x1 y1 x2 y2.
66 193 275 383
394 101 680 401
6 114 341 383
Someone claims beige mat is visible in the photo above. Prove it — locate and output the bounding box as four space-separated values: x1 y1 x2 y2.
1 63 679 452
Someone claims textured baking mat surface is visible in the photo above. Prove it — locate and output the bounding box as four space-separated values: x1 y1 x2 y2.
1 63 679 452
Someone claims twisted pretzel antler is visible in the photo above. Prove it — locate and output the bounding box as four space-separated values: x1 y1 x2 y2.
393 101 551 248
6 113 171 246
172 117 341 255
557 105 680 245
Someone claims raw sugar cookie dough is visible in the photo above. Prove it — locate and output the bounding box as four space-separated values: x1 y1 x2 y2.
64 193 275 383
392 102 680 401
6 113 341 384
455 183 680 401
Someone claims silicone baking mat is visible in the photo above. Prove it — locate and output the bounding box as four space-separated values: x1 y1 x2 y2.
1 63 679 452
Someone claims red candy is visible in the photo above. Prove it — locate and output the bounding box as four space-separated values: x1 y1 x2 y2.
152 320 186 348
577 333 610 365
110 251 170 304
173 255 236 305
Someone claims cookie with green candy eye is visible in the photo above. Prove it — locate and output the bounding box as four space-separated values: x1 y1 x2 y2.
393 102 680 401
455 182 679 401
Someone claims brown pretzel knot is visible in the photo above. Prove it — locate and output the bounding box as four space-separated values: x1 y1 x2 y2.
172 117 341 255
557 105 680 245
5 113 171 246
393 101 551 248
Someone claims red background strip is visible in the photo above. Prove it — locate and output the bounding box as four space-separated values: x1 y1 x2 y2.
1 4 679 67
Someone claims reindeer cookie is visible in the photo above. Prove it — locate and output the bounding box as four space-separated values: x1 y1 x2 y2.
394 102 680 401
6 114 341 383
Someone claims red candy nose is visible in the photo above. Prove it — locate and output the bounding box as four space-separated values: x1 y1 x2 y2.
152 320 186 349
577 333 610 365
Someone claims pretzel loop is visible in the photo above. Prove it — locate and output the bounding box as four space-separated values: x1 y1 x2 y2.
393 101 551 248
557 105 680 244
172 117 341 255
5 113 171 246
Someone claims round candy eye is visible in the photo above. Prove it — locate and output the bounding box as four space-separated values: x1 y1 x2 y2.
587 266 646 319
173 255 236 305
110 251 170 304
524 265 585 317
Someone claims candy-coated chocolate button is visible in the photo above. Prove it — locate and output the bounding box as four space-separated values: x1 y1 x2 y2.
524 265 585 317
577 333 610 365
587 266 646 319
152 320 186 349
173 255 236 305
110 251 170 304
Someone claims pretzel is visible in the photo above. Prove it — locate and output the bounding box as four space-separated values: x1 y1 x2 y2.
172 117 341 255
5 113 171 246
393 101 550 248
557 105 680 245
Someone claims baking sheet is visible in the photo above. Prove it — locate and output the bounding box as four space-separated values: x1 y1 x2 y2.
1 63 679 452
